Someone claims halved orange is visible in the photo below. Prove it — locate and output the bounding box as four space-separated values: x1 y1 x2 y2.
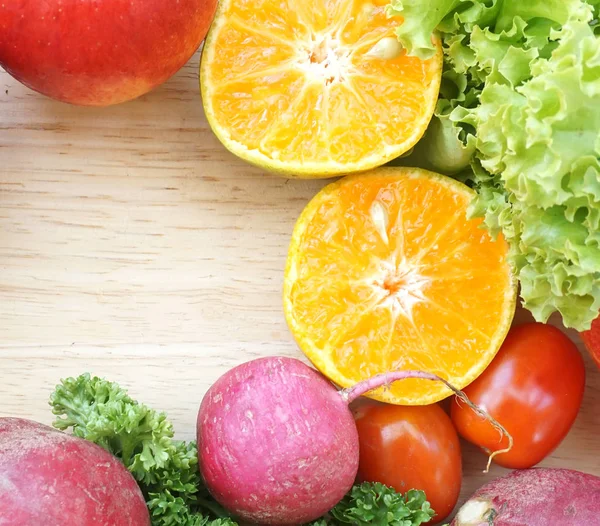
284 167 517 404
200 0 442 177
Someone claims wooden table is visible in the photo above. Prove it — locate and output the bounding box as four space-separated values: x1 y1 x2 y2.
2 51 599 516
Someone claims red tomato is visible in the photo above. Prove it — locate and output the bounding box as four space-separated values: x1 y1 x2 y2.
581 317 600 369
353 402 461 523
451 322 585 469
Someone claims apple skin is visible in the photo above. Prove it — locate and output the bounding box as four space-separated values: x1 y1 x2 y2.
0 0 217 106
581 317 600 369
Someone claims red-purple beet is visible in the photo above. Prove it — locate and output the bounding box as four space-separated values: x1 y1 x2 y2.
452 468 600 525
197 357 357 524
0 418 150 526
197 356 457 525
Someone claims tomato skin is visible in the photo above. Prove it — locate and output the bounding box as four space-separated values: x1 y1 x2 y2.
353 403 461 523
581 317 600 369
451 322 585 469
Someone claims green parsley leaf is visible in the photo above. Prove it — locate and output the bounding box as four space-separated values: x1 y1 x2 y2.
50 373 236 526
325 483 435 526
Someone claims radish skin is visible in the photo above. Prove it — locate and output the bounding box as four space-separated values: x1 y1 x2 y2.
452 468 600 525
198 357 358 524
197 356 505 524
0 418 149 526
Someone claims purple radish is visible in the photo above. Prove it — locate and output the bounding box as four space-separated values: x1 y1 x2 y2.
197 356 503 525
452 468 600 525
0 418 150 526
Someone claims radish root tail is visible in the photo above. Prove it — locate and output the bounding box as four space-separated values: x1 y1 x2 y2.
340 370 513 474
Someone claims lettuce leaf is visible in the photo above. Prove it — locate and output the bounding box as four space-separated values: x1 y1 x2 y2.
390 0 600 329
387 0 460 59
469 10 600 328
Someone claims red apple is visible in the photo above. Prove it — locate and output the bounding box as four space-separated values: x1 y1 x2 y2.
0 0 217 106
581 317 600 369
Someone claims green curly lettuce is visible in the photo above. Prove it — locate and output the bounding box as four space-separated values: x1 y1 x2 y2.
50 374 435 526
390 0 600 329
388 0 585 60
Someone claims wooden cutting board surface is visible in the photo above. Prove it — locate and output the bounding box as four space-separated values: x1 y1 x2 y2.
1 51 599 514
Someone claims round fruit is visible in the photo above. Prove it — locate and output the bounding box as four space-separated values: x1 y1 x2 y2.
451 323 586 469
354 402 461 523
284 167 517 405
0 0 217 106
200 0 442 177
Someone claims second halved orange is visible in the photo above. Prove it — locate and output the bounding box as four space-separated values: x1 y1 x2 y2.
284 167 517 404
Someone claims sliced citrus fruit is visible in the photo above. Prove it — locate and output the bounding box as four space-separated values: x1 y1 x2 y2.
200 0 442 177
284 167 517 404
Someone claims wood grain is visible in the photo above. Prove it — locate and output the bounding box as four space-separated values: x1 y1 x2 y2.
1 51 599 516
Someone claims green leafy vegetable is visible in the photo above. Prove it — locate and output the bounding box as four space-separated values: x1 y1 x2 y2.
50 373 435 526
390 0 600 330
50 373 234 526
387 0 459 59
328 484 434 526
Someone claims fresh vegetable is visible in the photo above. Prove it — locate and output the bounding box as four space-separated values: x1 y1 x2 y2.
284 167 516 405
389 0 600 330
0 417 150 526
50 372 438 526
200 0 442 177
354 402 461 523
315 483 435 526
198 356 500 524
451 468 600 525
0 0 217 106
50 373 237 526
581 316 600 368
198 356 358 524
451 323 585 469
